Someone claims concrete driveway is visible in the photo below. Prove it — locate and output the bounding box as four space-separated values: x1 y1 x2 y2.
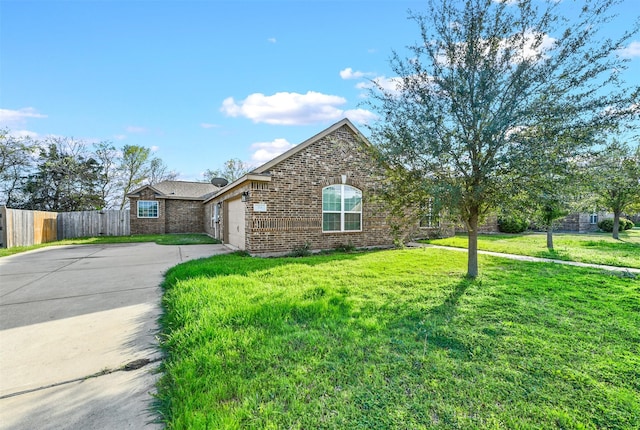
0 242 230 430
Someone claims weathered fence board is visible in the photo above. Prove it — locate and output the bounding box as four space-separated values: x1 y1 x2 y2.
57 210 130 239
0 206 58 248
1 207 130 248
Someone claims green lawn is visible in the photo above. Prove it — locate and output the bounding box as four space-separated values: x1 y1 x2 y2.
422 229 640 269
0 234 219 257
157 248 640 429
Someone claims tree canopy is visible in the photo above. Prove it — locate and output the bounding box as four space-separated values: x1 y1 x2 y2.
590 140 640 239
367 0 639 278
203 158 252 184
0 130 177 211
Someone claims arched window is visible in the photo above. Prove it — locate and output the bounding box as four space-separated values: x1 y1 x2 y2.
322 185 362 232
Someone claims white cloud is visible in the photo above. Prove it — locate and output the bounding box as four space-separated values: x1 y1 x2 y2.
8 129 40 139
344 109 379 124
618 41 640 58
433 30 557 67
356 76 404 95
200 123 219 129
221 91 375 125
125 125 147 133
512 31 557 62
113 134 127 140
267 37 277 44
0 107 47 128
150 145 160 152
250 138 296 163
340 67 372 80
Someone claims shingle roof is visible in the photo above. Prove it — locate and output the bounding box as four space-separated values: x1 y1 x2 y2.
127 181 218 199
153 181 218 198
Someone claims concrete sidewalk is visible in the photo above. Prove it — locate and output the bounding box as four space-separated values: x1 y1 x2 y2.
407 242 640 274
0 243 230 430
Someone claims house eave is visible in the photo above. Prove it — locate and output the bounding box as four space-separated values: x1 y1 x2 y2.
203 174 271 203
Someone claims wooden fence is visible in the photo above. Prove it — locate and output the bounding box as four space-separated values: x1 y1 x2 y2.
0 206 130 248
57 210 130 239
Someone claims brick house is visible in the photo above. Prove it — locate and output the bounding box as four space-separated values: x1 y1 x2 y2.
128 119 446 254
205 119 400 254
127 181 218 235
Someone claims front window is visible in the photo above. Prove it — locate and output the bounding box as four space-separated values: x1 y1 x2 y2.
420 198 440 228
589 213 598 225
322 185 362 232
138 200 159 218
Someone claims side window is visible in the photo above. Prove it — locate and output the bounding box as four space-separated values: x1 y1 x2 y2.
138 200 159 218
420 198 440 228
322 185 362 232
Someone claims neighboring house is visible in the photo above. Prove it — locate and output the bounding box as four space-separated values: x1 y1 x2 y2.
557 211 609 233
128 119 439 254
464 211 615 234
127 181 218 235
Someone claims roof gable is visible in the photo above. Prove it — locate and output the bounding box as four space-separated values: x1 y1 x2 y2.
251 118 370 174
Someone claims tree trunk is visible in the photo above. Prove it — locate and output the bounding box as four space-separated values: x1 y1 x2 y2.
546 225 554 250
467 208 479 279
613 211 621 240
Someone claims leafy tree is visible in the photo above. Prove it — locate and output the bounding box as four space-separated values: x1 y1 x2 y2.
203 158 251 183
508 118 594 250
0 129 36 207
590 141 640 239
367 0 639 278
22 137 103 211
118 145 151 210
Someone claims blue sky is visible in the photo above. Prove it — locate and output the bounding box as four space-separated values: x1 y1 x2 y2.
2 0 639 181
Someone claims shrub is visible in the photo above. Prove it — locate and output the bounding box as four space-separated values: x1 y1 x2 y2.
598 218 634 232
498 216 529 233
287 242 312 257
335 242 356 253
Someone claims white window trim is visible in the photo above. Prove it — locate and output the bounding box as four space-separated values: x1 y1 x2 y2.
419 198 440 229
137 200 159 218
322 184 362 233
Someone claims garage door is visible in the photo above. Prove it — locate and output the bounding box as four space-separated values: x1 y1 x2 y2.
226 197 246 250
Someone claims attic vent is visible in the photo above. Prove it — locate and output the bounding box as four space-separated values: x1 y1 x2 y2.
251 182 269 191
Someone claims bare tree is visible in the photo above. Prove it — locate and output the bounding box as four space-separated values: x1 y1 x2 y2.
0 129 35 207
148 157 178 186
203 158 251 183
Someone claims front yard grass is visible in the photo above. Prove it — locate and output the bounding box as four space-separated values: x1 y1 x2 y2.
157 248 639 429
0 233 219 257
422 229 640 269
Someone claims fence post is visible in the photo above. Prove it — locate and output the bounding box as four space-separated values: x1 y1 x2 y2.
0 206 7 248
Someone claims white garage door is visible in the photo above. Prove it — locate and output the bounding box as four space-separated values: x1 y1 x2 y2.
226 197 246 250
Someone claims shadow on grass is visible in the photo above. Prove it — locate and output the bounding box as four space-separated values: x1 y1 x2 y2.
534 249 571 261
163 250 366 287
384 277 476 361
420 279 474 358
